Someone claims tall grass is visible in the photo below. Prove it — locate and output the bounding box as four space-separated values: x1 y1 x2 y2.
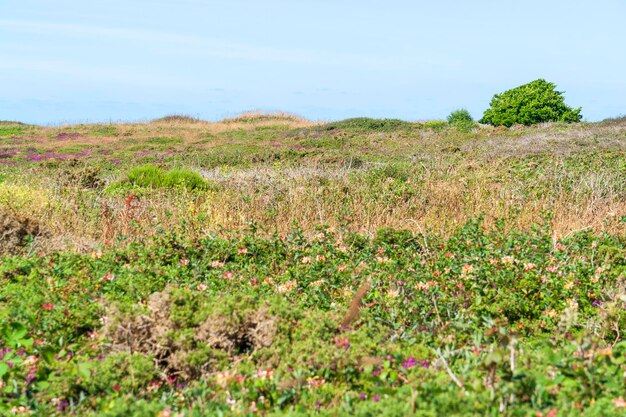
0 117 625 252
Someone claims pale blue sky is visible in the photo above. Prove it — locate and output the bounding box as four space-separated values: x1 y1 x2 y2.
1 0 624 124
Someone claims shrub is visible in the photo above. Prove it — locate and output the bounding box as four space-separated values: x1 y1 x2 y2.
125 164 207 190
480 79 582 127
447 109 475 132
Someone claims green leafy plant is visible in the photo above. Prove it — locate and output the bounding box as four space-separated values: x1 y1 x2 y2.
124 164 208 190
447 109 475 132
480 79 582 126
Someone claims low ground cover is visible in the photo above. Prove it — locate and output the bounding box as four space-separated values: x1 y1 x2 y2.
2 221 626 416
1 115 626 415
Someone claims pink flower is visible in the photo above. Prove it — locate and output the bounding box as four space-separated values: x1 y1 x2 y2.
101 272 115 281
255 369 273 379
223 272 235 279
197 284 208 291
42 303 55 311
333 337 350 350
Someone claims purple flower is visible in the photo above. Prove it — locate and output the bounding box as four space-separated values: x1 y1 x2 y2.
55 132 80 140
0 347 12 360
26 154 46 162
419 359 430 369
359 393 367 400
372 395 380 402
591 299 603 307
57 400 70 411
402 357 417 369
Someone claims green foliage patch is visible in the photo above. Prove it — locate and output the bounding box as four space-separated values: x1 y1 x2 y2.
322 118 413 132
447 109 475 132
0 125 25 137
2 222 626 415
120 164 208 190
480 79 583 127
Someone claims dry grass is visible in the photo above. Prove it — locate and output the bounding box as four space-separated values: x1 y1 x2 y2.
1 119 626 253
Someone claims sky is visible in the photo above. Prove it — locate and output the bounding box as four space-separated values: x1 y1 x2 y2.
1 0 625 124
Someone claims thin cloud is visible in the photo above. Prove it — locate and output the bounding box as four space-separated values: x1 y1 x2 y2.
0 57 190 87
0 19 445 69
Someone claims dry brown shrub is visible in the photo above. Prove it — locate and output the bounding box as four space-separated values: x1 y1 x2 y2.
196 307 276 354
102 290 277 380
0 210 44 255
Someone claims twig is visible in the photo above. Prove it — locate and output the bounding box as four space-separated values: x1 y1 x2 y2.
435 349 465 392
339 280 371 331
432 295 442 326
509 336 516 374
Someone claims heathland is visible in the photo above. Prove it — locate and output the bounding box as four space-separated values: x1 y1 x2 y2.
1 114 626 416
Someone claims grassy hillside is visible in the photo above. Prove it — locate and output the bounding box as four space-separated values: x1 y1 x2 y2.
1 114 626 416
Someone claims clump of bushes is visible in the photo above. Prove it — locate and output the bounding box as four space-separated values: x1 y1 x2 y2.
124 164 208 190
446 109 475 132
480 79 582 127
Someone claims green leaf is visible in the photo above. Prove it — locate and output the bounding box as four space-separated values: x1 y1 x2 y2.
77 362 93 381
9 323 28 342
0 363 9 377
36 381 50 390
18 338 33 347
41 347 56 364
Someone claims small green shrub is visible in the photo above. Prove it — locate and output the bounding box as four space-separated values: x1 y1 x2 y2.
125 164 207 190
447 109 475 132
480 79 583 127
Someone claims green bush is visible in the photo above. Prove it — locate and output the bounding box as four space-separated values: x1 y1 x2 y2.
446 109 475 132
125 164 207 190
480 79 582 127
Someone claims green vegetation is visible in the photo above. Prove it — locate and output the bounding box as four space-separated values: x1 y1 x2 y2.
2 222 626 415
0 125 26 137
480 79 583 127
447 109 475 132
1 113 626 415
322 118 413 132
122 164 208 190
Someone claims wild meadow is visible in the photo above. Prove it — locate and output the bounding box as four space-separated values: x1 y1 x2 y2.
1 113 626 416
